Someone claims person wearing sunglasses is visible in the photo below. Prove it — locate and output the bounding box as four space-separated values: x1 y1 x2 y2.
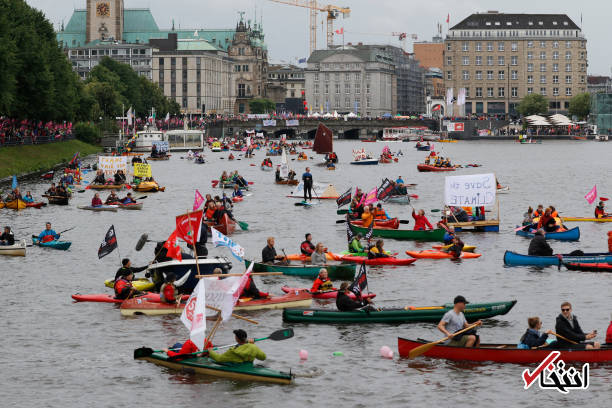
554 302 600 349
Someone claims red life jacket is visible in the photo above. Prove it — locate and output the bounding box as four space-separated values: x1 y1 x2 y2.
41 235 55 243
161 283 176 303
114 278 131 296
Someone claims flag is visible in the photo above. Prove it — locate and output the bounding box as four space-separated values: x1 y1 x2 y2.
335 28 344 35
180 277 207 349
336 188 352 208
165 112 170 122
127 107 133 126
585 185 598 204
97 225 118 259
298 58 307 64
376 178 395 202
365 221 374 241
348 263 368 299
163 230 183 261
175 210 203 245
69 152 79 166
362 187 378 206
446 88 454 106
346 215 355 242
204 262 253 322
432 105 441 111
457 88 466 106
193 189 204 211
11 175 17 190
211 227 245 261
446 14 450 24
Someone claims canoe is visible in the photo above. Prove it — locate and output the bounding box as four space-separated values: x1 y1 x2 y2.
89 184 125 190
146 155 170 161
350 159 379 165
275 180 299 185
417 164 456 172
496 186 510 193
234 292 313 311
32 237 71 250
43 195 69 205
118 202 143 210
232 197 243 203
285 253 337 262
104 278 155 292
134 351 293 384
405 250 482 259
5 199 26 210
503 250 612 267
282 300 517 324
397 338 612 363
515 226 580 241
132 182 165 192
340 255 417 266
77 205 118 212
351 218 399 229
26 202 46 209
244 260 356 280
416 145 431 151
562 262 612 272
432 244 476 253
205 213 236 236
386 195 411 204
281 286 377 300
337 209 349 215
0 240 26 257
71 292 179 303
560 216 612 223
349 225 446 242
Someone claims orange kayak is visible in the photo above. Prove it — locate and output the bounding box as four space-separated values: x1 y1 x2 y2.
285 252 339 262
351 218 399 229
405 250 481 259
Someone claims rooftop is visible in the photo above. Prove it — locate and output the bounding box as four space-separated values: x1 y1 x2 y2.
451 13 580 31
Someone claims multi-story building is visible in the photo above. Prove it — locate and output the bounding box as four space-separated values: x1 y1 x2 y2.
444 12 588 116
377 45 425 114
66 42 153 80
304 46 396 117
414 36 445 99
587 76 612 94
267 64 306 114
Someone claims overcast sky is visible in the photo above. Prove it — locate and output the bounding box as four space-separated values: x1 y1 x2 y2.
27 0 610 75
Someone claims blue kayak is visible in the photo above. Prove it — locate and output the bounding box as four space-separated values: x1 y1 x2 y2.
503 250 612 267
515 226 580 241
32 237 72 251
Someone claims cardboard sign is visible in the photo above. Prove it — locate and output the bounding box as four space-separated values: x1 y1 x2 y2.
444 173 496 206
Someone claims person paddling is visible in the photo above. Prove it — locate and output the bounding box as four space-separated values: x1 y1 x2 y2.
595 201 609 219
518 317 553 349
348 233 364 254
311 268 335 293
240 274 270 299
310 242 328 264
0 226 15 246
37 222 60 243
91 193 103 207
552 301 601 350
368 239 390 259
412 209 433 231
120 192 136 204
336 282 374 311
527 229 553 256
437 296 482 347
262 237 287 264
114 270 143 300
207 329 266 364
105 190 120 205
443 236 464 259
300 233 315 256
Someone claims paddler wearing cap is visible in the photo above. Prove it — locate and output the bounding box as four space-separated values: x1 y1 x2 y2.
437 296 482 347
113 269 144 300
114 258 149 281
206 329 266 363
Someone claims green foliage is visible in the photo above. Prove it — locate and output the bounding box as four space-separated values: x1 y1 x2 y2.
73 122 101 144
517 94 549 117
249 98 276 114
568 92 591 120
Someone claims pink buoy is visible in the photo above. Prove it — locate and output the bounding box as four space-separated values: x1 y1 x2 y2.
380 346 393 359
299 349 308 360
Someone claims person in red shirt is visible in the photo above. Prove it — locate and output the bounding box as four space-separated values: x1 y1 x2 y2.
608 231 612 253
91 193 103 207
114 270 143 300
163 338 213 360
311 268 335 293
160 273 178 303
606 315 612 344
300 233 315 256
412 209 433 231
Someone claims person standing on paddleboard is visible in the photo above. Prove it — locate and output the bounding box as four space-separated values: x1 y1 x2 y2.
302 167 313 201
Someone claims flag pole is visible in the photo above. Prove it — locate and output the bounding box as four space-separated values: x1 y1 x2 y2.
207 315 223 343
187 208 202 278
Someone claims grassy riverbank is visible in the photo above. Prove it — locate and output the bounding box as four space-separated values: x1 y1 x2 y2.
0 140 101 179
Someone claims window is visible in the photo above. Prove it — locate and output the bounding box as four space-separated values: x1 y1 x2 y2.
527 41 533 48
540 41 546 48
552 75 559 84
475 56 482 66
182 97 187 108
462 56 469 65
553 63 559 72
565 51 572 60
487 70 494 80
553 41 559 48
335 83 340 94
566 41 571 48
465 88 470 98
476 87 482 97
540 63 546 72
511 56 518 66
345 83 350 93
487 56 493 66
511 87 518 97
527 75 533 84
462 42 469 51
527 63 534 72
354 73 360 81
566 63 572 72
580 75 585 83
487 87 494 97
475 70 482 80
314 83 319 94
476 42 482 51
314 73 319 81
540 51 546 60
498 42 505 51
540 75 546 84
366 83 371 94
243 64 249 72
498 56 505 66
579 51 585 60
234 65 241 72
498 70 505 80
345 98 350 109
446 43 452 51
565 75 572 84
527 51 533 60
324 83 329 94
540 87 547 95
553 87 559 96
238 47 245 55
182 83 188 93
171 57 176 66
365 73 371 81
334 73 340 81
446 56 452 66
498 87 505 97
552 51 559 60
527 87 533 94
325 73 330 81
447 71 452 80
487 42 493 51
511 70 518 80
566 87 572 96
345 72 350 81
355 83 360 94
366 97 371 108
334 98 340 109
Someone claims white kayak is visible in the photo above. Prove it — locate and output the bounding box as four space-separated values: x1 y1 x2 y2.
77 205 118 212
0 239 26 257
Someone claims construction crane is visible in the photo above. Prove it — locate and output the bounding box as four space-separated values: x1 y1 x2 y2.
268 0 350 54
343 31 418 51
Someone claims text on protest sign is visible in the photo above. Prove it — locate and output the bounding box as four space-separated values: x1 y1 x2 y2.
444 173 496 206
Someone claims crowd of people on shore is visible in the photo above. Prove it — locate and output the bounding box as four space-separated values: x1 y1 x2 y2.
0 118 73 145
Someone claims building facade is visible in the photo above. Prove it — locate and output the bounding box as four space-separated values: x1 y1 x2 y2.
86 0 124 43
377 45 425 114
414 37 445 99
444 12 588 116
304 47 396 117
66 42 152 80
587 76 612 94
267 64 306 114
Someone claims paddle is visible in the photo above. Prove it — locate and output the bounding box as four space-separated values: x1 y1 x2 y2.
549 331 578 345
407 321 481 359
237 221 249 231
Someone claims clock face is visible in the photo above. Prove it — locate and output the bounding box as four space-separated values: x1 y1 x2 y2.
96 2 110 17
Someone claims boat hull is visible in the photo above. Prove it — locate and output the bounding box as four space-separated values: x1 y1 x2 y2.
350 159 379 165
350 218 399 229
560 217 612 223
417 164 455 172
89 184 125 190
516 226 580 241
0 240 26 257
148 256 233 293
32 237 71 250
234 292 313 311
349 225 446 242
562 262 612 272
503 250 612 267
244 260 356 280
340 256 416 266
77 205 118 212
5 199 26 210
405 250 481 259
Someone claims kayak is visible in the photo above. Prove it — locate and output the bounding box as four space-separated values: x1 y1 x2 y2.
397 338 612 363
89 184 125 190
275 180 299 185
43 195 69 205
104 278 155 291
205 213 235 236
132 181 165 192
244 260 356 280
560 216 612 223
351 218 399 229
0 239 26 257
350 158 379 165
26 202 46 209
134 350 293 384
5 199 26 210
32 237 71 250
285 253 338 262
562 262 612 272
281 286 377 300
146 155 170 161
386 195 411 204
72 293 164 303
118 202 143 210
515 226 580 241
77 205 118 212
234 292 313 311
339 255 417 266
503 250 612 267
432 244 476 252
232 197 243 203
417 164 455 172
349 225 446 242
282 300 517 324
405 250 481 259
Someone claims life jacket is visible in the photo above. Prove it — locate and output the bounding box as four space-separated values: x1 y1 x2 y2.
205 208 216 219
160 283 176 303
361 212 374 227
550 210 558 218
533 210 544 218
41 233 55 243
373 208 386 220
595 206 605 218
316 278 333 291
114 278 131 296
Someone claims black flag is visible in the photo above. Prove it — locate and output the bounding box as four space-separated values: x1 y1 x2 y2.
376 178 395 202
349 263 368 298
98 225 118 259
365 220 374 241
336 188 352 208
346 215 355 242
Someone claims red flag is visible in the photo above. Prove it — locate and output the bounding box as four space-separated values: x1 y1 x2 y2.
432 105 441 111
584 185 597 205
163 230 182 261
175 210 203 245
446 14 450 24
335 28 344 35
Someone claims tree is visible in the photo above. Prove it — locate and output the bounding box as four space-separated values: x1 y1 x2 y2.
249 98 276 114
517 94 548 117
568 92 591 120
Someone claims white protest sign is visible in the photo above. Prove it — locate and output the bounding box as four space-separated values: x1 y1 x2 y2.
444 173 496 207
98 156 128 177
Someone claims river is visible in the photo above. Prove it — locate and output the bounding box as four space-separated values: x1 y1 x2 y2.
2 140 611 407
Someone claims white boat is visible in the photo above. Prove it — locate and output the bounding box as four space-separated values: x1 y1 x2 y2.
0 239 26 257
132 127 165 152
165 129 204 151
351 148 379 165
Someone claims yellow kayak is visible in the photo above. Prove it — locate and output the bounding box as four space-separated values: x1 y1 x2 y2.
560 217 612 223
5 199 26 210
104 278 155 291
432 244 476 253
438 139 458 143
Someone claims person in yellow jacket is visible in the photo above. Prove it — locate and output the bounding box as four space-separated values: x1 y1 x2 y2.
207 329 266 363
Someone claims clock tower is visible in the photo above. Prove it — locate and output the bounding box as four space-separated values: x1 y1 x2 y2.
86 0 124 43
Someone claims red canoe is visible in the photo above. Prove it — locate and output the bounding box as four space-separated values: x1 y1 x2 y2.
71 293 173 303
281 286 376 300
340 255 416 266
417 164 456 172
206 213 236 236
397 338 612 363
232 197 243 203
26 202 46 209
351 218 399 229
563 262 612 272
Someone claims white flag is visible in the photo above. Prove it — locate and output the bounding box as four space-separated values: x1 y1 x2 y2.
457 88 466 106
204 262 253 322
165 112 170 122
446 88 454 107
280 148 289 179
180 278 207 349
127 107 133 126
211 227 245 261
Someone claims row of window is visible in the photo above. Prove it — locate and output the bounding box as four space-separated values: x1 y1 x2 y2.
312 97 371 109
455 87 574 98
451 54 579 67
453 29 582 39
455 70 578 83
313 72 369 81
455 40 579 52
318 63 364 70
448 62 583 74
313 82 370 94
234 65 249 72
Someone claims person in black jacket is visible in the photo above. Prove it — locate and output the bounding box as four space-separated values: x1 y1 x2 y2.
262 237 286 264
527 229 553 256
114 258 149 281
519 317 553 348
553 301 600 349
336 282 373 311
0 226 15 245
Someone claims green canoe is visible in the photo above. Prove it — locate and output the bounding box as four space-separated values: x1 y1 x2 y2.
244 260 356 280
282 300 517 324
135 350 293 384
349 225 446 242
